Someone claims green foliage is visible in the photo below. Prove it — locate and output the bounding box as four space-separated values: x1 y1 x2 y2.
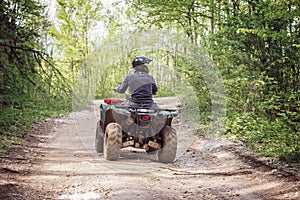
0 0 72 150
155 85 175 97
127 0 209 44
0 96 70 134
94 54 132 99
126 0 300 163
0 94 71 151
210 0 300 162
0 135 16 153
226 114 300 162
0 0 47 96
50 0 103 80
174 55 211 113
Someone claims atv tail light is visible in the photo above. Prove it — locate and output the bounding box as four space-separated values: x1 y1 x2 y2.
141 115 151 121
104 99 123 104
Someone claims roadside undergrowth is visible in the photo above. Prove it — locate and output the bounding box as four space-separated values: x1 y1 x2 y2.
0 97 70 152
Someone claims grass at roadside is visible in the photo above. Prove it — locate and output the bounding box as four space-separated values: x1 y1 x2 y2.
225 113 300 164
0 98 71 152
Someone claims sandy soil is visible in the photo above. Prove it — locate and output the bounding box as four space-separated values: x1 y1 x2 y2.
0 97 299 200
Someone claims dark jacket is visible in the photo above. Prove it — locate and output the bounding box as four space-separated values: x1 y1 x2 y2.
114 65 158 103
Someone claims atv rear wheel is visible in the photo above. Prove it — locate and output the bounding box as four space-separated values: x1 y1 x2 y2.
104 123 122 160
157 126 177 163
95 121 104 153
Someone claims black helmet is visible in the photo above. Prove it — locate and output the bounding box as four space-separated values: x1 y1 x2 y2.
132 56 152 68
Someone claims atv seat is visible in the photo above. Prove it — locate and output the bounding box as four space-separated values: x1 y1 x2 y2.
130 102 156 109
115 100 159 110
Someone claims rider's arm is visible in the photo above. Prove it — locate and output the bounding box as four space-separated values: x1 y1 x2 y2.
114 75 130 94
151 76 158 95
152 83 158 95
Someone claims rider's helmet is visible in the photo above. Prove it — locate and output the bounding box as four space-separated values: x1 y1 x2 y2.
132 56 152 68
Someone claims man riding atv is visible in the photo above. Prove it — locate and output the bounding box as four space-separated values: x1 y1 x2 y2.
95 56 178 163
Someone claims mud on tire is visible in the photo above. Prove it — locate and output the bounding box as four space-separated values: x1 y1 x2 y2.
158 126 177 163
104 123 122 160
95 121 104 153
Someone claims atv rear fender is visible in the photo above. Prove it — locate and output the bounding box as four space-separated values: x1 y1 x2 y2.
100 103 178 131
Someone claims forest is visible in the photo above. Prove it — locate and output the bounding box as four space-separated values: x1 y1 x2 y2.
0 0 299 163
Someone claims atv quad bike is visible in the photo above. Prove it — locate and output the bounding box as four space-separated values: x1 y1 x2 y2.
95 99 178 163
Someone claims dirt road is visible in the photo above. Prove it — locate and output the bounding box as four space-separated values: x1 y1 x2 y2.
1 98 299 199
